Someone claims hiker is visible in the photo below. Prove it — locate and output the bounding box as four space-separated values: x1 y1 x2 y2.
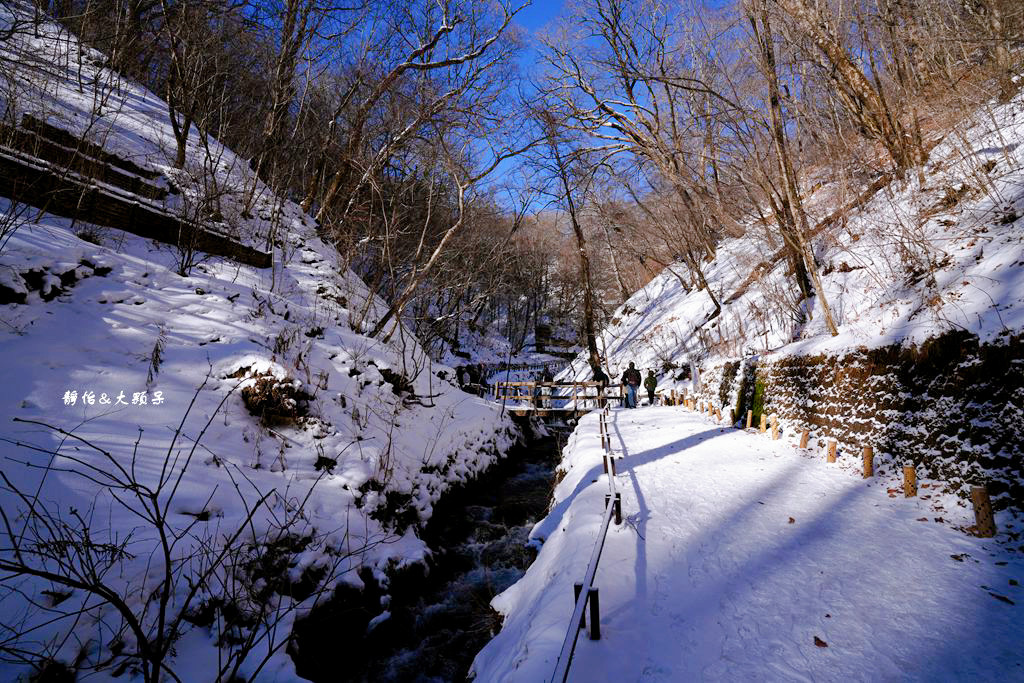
621 361 642 409
592 363 610 408
644 370 658 406
476 364 488 397
540 366 554 408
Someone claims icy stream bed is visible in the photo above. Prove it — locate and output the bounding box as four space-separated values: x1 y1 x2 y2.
292 421 565 682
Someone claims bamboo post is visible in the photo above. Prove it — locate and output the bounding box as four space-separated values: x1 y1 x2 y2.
862 446 873 478
970 485 997 537
770 414 778 440
903 465 917 497
746 409 753 429
799 430 809 449
827 440 837 463
759 414 766 433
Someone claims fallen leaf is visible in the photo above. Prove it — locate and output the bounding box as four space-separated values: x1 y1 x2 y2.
814 636 828 647
934 517 945 523
921 483 931 489
1009 579 1018 586
825 614 831 618
988 592 1015 605
917 517 929 522
789 517 795 524
951 554 968 562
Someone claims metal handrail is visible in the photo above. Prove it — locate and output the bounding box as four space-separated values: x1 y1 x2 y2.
549 407 621 682
550 491 615 683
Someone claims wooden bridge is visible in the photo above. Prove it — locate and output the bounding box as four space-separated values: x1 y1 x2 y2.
493 381 624 417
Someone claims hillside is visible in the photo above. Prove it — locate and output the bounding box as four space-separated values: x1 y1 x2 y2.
559 87 1024 510
0 6 516 680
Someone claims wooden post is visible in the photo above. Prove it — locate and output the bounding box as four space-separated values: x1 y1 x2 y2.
715 407 722 421
671 389 677 405
827 440 837 463
746 409 753 429
799 429 809 449
970 485 997 537
588 588 601 640
903 465 917 497
770 414 778 440
759 414 766 433
730 408 735 425
862 446 873 478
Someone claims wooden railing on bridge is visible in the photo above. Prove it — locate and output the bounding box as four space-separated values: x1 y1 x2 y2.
493 381 623 415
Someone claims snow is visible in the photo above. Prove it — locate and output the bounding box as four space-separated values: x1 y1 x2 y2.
472 406 1024 681
0 4 519 680
557 89 1024 394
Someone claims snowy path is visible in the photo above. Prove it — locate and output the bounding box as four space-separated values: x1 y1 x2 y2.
472 407 1024 682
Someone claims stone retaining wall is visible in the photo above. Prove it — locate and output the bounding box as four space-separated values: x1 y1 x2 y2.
692 331 1024 509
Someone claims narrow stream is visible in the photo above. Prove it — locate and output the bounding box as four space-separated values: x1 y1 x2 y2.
292 420 566 682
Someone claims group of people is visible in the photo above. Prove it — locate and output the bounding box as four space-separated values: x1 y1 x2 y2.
591 361 659 409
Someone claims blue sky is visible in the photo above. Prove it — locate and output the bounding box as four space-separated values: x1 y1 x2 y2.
514 0 565 32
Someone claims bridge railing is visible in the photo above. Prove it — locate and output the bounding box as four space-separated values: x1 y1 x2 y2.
493 381 623 411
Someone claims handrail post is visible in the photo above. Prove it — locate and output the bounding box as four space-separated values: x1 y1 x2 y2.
588 588 600 640
573 583 586 629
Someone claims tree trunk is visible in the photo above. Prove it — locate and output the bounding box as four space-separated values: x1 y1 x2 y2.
751 2 839 336
550 138 600 369
775 0 925 174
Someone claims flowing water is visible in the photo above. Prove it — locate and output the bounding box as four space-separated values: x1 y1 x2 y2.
292 421 566 682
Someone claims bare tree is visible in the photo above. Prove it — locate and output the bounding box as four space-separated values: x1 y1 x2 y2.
747 0 839 335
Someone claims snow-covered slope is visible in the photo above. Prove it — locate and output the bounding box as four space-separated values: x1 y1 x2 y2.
561 89 1024 390
0 6 516 680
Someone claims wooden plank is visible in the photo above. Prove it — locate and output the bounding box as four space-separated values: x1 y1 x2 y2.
0 148 271 268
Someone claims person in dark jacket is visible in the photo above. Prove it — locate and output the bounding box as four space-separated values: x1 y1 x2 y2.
644 370 657 406
592 363 610 407
621 362 642 408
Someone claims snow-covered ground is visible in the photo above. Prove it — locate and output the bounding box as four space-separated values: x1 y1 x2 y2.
0 5 518 680
473 406 1024 681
